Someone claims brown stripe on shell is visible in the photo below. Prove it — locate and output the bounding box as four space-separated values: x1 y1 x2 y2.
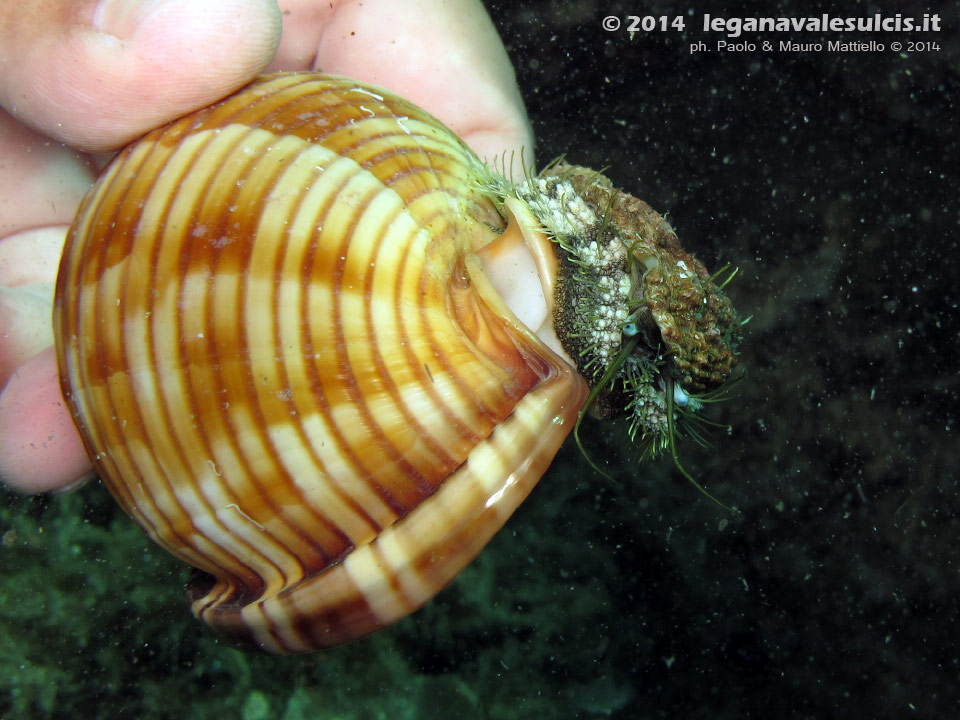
55 73 589 652
188 133 346 577
138 125 291 592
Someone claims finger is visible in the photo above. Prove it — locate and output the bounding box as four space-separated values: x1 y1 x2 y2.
0 111 96 236
274 0 534 171
0 226 66 287
0 227 65 387
0 285 56 388
0 0 283 152
0 346 93 493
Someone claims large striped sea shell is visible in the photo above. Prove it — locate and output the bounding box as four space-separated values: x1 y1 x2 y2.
55 73 589 652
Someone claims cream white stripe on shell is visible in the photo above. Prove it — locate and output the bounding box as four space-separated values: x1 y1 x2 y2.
147 126 286 585
237 374 576 652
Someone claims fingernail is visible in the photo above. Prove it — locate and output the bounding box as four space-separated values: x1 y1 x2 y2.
92 0 164 39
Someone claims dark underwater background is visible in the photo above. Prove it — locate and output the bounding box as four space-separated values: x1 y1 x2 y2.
2 1 958 717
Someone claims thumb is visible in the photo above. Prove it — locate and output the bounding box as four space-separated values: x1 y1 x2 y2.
0 0 282 152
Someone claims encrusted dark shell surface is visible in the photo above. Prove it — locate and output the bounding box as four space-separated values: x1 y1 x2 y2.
551 166 740 394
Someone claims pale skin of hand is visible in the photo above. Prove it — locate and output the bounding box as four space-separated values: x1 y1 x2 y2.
0 0 533 492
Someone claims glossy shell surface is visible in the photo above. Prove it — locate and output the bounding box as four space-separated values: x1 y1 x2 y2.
55 73 588 652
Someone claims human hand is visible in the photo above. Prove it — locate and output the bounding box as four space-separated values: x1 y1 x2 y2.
0 0 533 493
